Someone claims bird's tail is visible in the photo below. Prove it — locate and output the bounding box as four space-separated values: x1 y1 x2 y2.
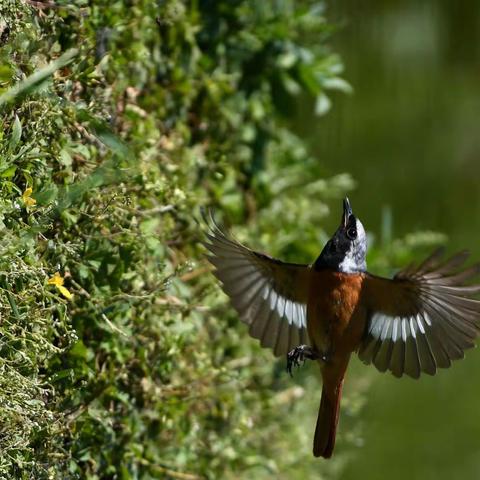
313 378 344 458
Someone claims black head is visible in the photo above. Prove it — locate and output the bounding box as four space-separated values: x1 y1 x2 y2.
314 198 367 273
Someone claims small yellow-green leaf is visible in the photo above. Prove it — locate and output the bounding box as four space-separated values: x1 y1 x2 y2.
57 285 73 300
0 165 16 178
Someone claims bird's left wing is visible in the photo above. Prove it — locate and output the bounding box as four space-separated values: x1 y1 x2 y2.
202 213 311 356
359 249 480 379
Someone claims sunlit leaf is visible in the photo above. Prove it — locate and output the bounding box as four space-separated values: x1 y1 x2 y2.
315 92 331 115
323 76 353 94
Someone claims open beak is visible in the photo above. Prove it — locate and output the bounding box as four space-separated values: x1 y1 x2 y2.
342 197 353 227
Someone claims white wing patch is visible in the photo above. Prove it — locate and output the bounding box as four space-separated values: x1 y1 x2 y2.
203 213 311 356
359 250 480 379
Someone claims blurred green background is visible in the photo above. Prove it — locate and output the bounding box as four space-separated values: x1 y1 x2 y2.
298 2 480 479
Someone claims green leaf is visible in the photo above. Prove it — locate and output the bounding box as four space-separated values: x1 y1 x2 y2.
315 93 331 116
297 63 321 94
9 115 22 151
281 73 301 95
322 76 353 94
0 48 78 108
0 165 16 178
59 149 73 167
34 185 59 205
95 129 131 159
0 64 13 84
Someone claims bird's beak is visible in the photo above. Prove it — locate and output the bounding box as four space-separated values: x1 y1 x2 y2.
342 197 353 228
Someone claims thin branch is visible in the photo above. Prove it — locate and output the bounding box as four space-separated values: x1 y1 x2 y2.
137 459 205 480
180 266 210 282
26 0 63 9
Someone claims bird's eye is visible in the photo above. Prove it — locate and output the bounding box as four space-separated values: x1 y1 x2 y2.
346 227 357 240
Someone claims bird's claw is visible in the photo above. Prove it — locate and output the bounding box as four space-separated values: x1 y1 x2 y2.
286 345 322 377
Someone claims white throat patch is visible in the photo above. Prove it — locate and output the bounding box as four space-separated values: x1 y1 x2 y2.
339 246 359 273
339 219 367 273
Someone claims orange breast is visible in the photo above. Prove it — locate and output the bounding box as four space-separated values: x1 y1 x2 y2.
307 270 367 357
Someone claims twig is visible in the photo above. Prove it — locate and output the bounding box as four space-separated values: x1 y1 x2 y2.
137 459 205 480
101 313 128 337
179 266 210 282
70 279 91 299
26 0 76 10
27 0 60 8
136 205 174 216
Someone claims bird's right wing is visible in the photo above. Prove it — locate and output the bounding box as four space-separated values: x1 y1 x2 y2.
359 249 480 378
202 212 312 356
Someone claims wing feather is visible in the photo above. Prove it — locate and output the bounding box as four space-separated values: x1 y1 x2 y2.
202 211 311 356
360 250 480 378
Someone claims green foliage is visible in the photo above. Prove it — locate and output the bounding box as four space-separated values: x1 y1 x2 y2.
0 1 441 479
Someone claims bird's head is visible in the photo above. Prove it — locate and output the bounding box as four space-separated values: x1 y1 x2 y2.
314 197 367 273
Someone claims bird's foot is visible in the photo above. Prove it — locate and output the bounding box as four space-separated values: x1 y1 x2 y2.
286 345 326 377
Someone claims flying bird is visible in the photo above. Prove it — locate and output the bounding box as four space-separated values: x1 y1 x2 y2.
202 198 480 458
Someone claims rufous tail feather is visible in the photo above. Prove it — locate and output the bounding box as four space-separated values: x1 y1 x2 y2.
313 379 344 458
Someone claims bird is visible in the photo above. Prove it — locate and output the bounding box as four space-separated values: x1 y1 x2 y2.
202 198 480 459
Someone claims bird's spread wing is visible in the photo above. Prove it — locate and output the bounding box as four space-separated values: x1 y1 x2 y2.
202 212 311 356
359 249 480 378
